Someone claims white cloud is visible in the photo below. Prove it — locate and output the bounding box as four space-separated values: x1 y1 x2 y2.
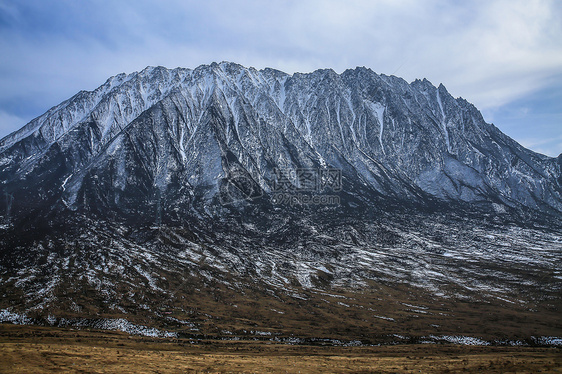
0 110 28 138
519 135 562 157
0 0 561 149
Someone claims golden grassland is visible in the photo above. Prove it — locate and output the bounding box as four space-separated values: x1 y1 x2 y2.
1 324 561 373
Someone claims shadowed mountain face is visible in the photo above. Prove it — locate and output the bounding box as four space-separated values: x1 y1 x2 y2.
0 62 560 342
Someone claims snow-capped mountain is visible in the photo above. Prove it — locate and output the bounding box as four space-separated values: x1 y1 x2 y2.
1 61 561 221
0 62 560 342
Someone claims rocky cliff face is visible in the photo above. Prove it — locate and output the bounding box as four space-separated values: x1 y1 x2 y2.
1 62 560 226
0 62 560 342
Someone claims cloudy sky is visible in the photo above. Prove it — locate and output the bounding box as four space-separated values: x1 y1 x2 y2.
1 0 561 156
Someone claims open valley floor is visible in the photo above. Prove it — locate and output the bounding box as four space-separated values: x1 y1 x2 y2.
1 324 561 373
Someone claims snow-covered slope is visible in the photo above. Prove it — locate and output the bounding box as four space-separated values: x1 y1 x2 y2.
0 62 561 342
1 62 560 221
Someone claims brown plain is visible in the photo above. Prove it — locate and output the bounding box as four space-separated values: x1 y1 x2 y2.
1 324 561 373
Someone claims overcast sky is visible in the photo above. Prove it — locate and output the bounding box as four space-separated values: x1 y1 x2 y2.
1 0 561 156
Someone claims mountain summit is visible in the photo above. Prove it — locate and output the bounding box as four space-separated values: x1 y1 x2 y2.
0 62 560 343
1 62 560 223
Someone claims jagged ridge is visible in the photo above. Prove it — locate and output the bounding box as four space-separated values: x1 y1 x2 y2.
0 62 561 224
0 63 561 342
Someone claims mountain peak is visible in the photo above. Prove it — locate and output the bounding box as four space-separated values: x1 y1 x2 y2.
1 62 561 344
0 62 560 219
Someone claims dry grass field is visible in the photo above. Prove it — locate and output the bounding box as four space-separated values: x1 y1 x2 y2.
1 324 561 373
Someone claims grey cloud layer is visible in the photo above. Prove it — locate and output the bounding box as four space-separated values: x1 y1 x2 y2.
0 0 561 155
